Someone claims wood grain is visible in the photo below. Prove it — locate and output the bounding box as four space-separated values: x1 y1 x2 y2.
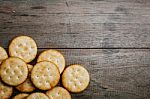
0 0 150 99
0 0 150 48
37 49 150 99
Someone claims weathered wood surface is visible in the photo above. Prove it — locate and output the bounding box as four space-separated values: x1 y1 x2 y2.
12 49 150 99
39 49 150 99
0 0 150 48
0 0 150 99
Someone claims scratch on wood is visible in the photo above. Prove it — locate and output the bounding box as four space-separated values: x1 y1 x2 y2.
31 6 46 9
103 22 116 31
66 1 69 7
12 13 39 17
115 6 129 15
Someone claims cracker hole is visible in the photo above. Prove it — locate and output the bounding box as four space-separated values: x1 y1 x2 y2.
77 69 80 71
45 81 49 85
56 59 59 63
9 76 13 80
47 68 50 71
17 76 20 79
27 80 30 84
14 70 17 73
6 69 9 73
50 95 54 99
28 46 32 51
18 43 23 47
78 81 82 86
56 92 60 96
14 51 18 55
31 46 34 49
47 68 50 72
35 76 39 79
48 57 51 60
74 76 78 80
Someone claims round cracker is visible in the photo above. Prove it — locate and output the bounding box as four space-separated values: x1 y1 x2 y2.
0 57 28 86
27 92 49 99
16 64 35 92
62 65 90 93
0 80 13 99
31 61 60 90
13 93 29 99
9 36 37 63
46 87 71 99
0 46 8 64
37 50 65 74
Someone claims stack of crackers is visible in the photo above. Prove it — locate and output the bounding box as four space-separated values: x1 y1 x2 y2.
0 36 90 99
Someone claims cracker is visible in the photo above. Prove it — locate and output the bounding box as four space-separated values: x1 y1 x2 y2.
27 92 49 99
13 93 29 99
0 46 8 64
46 87 71 99
0 57 28 86
37 50 65 74
9 36 37 63
0 80 13 99
62 65 90 93
31 61 60 90
16 64 35 92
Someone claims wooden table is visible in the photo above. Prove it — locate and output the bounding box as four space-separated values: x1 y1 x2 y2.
0 0 150 99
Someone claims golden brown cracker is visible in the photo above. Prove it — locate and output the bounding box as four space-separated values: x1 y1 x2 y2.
46 87 71 99
62 65 90 92
0 57 28 86
9 36 37 63
0 80 13 99
16 64 35 92
0 46 8 64
13 93 29 99
37 50 65 73
27 92 49 99
31 61 60 90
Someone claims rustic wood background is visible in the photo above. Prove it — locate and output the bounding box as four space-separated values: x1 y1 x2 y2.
0 0 150 99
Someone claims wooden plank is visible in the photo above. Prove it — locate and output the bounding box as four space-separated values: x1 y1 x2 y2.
0 0 150 48
11 49 150 98
28 49 150 99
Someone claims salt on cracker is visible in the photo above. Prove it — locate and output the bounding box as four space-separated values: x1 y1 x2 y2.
31 61 60 90
13 93 29 99
46 87 71 99
37 50 65 74
0 57 28 86
27 92 49 99
9 36 37 63
0 80 13 99
16 64 35 92
0 46 8 64
62 65 90 93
